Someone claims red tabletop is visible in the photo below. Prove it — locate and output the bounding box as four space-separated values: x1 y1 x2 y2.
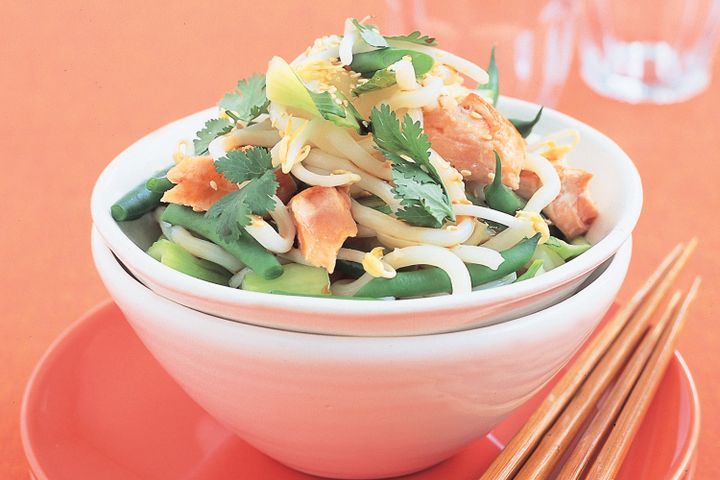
1 1 718 478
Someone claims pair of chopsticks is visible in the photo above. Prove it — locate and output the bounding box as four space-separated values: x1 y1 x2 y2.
480 240 700 480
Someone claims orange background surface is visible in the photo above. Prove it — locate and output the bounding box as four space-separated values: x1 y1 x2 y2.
1 1 718 478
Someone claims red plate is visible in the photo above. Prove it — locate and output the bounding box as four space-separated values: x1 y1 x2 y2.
21 302 700 480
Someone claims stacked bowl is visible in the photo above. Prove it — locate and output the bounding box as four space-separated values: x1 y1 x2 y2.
90 98 642 479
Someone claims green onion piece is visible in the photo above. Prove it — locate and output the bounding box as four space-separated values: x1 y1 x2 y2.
477 46 499 105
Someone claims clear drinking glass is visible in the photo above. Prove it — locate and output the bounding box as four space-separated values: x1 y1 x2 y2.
383 0 578 107
580 0 720 103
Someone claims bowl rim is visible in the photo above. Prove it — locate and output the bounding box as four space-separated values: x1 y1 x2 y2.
91 97 642 315
92 225 632 341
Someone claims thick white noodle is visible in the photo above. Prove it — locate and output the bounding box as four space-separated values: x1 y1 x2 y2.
387 40 490 85
482 221 536 251
384 76 444 110
291 162 360 187
305 150 401 210
450 245 504 270
209 122 280 160
523 152 562 213
351 200 474 246
310 122 393 180
453 203 525 228
243 196 295 253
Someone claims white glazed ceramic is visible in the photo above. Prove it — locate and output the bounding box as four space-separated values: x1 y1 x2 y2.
91 97 642 336
92 227 631 479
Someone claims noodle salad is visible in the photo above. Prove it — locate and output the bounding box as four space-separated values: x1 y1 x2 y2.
111 18 598 300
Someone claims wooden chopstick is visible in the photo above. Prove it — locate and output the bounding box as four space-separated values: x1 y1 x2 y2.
586 277 701 479
479 240 694 480
555 291 683 480
513 239 697 479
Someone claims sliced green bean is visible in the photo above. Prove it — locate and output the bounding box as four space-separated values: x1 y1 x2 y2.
515 259 544 282
484 152 526 215
354 234 540 298
350 48 434 77
161 204 283 279
111 166 172 221
510 107 543 138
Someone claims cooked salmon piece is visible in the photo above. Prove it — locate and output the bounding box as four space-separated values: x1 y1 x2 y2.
517 166 598 239
162 156 237 212
423 93 526 189
288 186 358 272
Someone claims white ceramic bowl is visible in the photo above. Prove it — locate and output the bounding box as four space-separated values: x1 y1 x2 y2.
91 97 642 336
92 227 631 479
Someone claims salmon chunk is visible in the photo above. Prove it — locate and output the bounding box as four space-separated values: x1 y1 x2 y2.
517 166 598 239
424 93 526 188
162 156 237 212
288 186 358 272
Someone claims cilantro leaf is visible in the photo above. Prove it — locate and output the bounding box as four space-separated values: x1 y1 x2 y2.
219 74 270 123
370 105 434 176
352 19 389 48
205 170 278 242
369 105 455 227
214 147 273 183
193 118 232 155
392 163 455 228
385 31 437 46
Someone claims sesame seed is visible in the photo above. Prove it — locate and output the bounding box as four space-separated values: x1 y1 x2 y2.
209 180 218 190
470 111 483 120
460 169 472 177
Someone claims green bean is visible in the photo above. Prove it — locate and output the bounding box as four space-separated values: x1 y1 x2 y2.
145 167 175 193
545 235 591 260
350 48 434 77
515 259 544 282
477 46 499 106
111 167 172 221
510 107 543 138
354 234 540 298
335 259 366 279
161 204 283 279
147 238 231 285
484 152 526 215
